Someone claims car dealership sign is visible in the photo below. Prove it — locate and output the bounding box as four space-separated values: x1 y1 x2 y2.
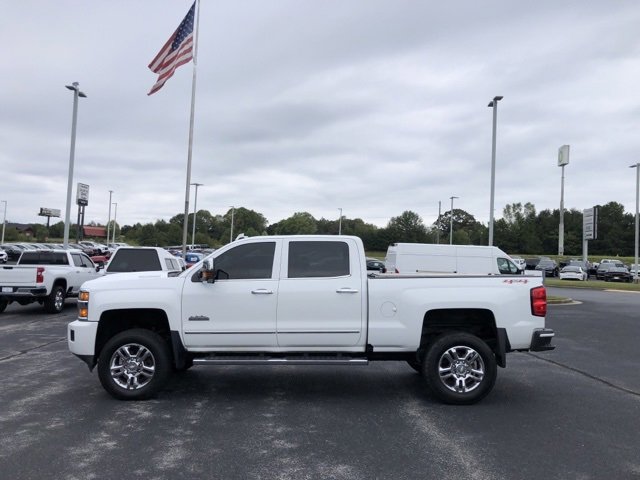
583 207 597 240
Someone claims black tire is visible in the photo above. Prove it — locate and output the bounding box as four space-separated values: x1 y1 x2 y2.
44 285 66 313
98 329 172 400
422 332 497 405
0 298 7 313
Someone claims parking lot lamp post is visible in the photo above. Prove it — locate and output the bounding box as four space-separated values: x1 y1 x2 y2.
487 95 503 246
631 163 640 282
190 183 203 245
1 200 6 245
112 203 118 244
63 82 87 248
449 196 458 245
106 190 113 246
338 208 343 235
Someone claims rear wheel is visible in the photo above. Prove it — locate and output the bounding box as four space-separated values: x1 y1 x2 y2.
98 329 172 400
44 285 65 313
423 332 497 405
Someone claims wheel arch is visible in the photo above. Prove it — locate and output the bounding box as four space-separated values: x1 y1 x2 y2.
95 309 176 366
417 308 509 368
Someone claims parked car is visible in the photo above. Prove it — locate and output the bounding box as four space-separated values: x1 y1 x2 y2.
535 259 559 277
1 244 25 261
559 266 587 281
603 265 632 283
525 258 540 270
567 260 591 277
366 257 386 273
184 252 204 268
511 257 527 272
596 262 618 280
630 264 640 279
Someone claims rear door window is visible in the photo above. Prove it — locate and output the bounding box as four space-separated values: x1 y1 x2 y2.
288 241 350 278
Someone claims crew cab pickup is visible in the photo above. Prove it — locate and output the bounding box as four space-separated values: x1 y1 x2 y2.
68 235 554 405
1 249 102 313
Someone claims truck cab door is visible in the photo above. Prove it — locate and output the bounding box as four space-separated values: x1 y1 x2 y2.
181 240 281 348
276 239 364 348
70 253 102 293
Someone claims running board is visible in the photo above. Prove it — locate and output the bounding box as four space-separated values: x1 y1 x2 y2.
193 355 369 366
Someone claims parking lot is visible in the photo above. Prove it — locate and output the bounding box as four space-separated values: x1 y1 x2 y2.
0 287 639 480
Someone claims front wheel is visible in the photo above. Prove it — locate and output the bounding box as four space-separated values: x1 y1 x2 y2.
98 329 172 400
422 332 497 405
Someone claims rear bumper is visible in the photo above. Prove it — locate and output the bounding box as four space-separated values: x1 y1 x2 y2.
0 286 47 298
530 328 556 351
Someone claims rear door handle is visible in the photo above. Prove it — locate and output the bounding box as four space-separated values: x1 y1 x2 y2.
251 289 274 295
336 288 359 294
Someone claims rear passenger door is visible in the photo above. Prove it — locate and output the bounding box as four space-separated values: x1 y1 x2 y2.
70 253 101 293
276 239 364 348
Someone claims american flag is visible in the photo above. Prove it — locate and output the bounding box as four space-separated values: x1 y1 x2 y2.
148 2 196 95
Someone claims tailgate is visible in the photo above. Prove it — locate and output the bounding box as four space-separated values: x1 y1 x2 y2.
0 265 39 288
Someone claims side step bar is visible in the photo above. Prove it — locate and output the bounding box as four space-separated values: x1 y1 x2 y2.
193 356 369 366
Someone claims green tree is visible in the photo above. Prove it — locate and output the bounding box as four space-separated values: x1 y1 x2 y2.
386 211 428 243
269 212 318 235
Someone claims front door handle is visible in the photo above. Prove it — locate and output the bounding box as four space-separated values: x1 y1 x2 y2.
251 289 274 294
336 288 359 294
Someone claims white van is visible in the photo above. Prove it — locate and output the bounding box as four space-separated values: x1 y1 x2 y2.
385 243 521 275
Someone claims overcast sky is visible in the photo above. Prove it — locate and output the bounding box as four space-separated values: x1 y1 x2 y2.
2 0 639 230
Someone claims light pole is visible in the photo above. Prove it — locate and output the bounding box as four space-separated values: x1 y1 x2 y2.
190 183 203 245
558 145 570 255
112 203 118 244
1 200 6 245
338 208 343 235
106 190 113 246
631 163 640 283
63 82 87 248
229 206 235 242
487 95 503 246
449 196 458 245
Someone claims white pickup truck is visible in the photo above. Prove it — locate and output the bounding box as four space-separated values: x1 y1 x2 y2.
0 249 102 313
68 235 554 405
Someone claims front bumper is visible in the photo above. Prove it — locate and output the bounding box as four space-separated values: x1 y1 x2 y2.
530 328 556 351
68 320 99 370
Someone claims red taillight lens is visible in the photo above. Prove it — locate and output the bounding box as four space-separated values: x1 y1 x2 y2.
36 267 45 284
530 286 547 317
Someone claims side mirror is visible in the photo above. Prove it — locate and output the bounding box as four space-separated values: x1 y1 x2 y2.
201 258 215 283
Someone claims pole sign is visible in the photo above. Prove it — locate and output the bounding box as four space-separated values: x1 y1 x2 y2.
558 145 570 166
77 183 90 206
38 207 61 217
583 207 598 240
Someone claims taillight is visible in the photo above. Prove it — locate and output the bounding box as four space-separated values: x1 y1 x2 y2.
530 286 547 317
36 267 45 284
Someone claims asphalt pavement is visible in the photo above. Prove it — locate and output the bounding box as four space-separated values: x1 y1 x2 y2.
0 291 639 480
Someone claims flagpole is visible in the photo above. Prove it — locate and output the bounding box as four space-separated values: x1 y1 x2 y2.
181 0 201 257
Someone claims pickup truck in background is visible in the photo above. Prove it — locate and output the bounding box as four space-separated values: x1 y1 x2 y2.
104 247 184 275
0 249 102 313
68 235 554 405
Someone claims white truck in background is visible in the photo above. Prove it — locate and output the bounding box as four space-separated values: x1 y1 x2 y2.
385 243 522 275
0 249 102 313
68 235 554 405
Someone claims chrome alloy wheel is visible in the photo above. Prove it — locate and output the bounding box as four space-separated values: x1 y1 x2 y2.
437 346 485 394
109 343 156 390
53 289 64 311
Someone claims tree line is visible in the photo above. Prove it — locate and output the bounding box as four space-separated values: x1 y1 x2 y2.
11 201 638 256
